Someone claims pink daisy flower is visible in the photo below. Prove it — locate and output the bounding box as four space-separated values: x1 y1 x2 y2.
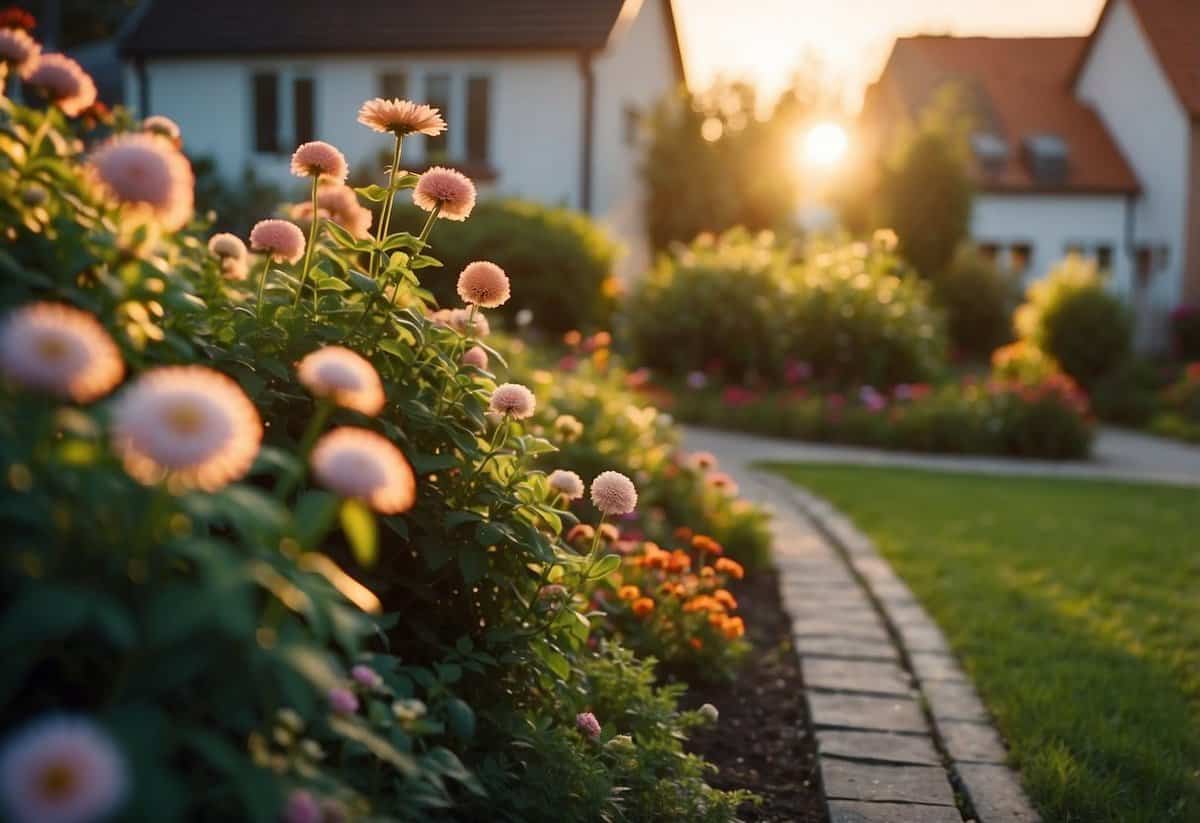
290 141 348 183
296 346 385 417
0 715 127 823
87 133 194 231
590 471 637 516
456 261 510 309
0 26 40 78
489 383 535 420
356 98 446 136
0 302 124 403
413 166 476 221
250 219 305 264
310 427 417 515
25 53 97 117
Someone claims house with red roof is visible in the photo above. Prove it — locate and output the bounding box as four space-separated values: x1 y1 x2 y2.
861 0 1200 347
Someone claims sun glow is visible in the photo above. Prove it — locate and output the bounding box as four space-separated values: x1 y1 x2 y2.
801 122 849 169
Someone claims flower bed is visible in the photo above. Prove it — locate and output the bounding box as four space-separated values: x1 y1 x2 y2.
0 33 775 821
1149 363 1200 443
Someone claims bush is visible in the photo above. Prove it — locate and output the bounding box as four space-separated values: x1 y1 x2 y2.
626 230 947 388
1149 364 1200 442
393 199 620 334
1089 358 1163 425
1015 256 1131 388
1170 305 1200 360
0 88 750 820
933 245 1016 359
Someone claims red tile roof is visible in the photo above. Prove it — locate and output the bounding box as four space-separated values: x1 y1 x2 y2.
864 36 1140 194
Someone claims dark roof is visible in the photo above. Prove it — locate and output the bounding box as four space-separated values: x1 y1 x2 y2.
1075 0 1200 117
863 36 1140 195
122 0 634 57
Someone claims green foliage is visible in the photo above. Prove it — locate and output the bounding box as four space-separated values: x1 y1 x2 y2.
626 230 947 388
0 93 751 821
392 199 621 334
1015 256 1131 388
934 244 1016 359
1169 304 1200 359
1088 358 1163 425
1150 364 1200 442
768 464 1200 823
877 91 974 278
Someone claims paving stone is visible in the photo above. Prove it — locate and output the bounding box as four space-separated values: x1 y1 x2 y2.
820 758 956 805
798 635 899 662
817 729 939 765
804 658 913 696
923 679 989 723
808 692 928 733
794 618 892 643
940 720 1008 764
910 651 967 682
957 763 1042 822
896 623 951 654
828 800 964 823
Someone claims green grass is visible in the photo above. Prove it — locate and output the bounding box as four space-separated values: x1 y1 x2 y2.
764 463 1200 823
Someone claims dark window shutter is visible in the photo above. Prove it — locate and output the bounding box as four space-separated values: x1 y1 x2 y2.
380 72 407 100
466 75 490 163
252 72 279 153
294 77 315 145
425 73 451 158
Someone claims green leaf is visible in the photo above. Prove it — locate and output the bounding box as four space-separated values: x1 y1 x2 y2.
457 543 488 584
587 554 622 580
354 183 391 202
446 697 475 740
294 490 339 547
394 172 422 189
444 510 482 531
348 270 380 294
340 499 378 566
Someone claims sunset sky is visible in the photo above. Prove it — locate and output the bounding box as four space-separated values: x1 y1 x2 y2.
673 0 1107 110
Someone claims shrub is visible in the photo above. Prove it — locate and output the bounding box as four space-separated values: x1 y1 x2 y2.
1151 364 1200 441
626 230 947 388
933 245 1016 360
0 80 749 820
392 199 620 334
1089 357 1163 425
1015 256 1131 388
1170 304 1200 360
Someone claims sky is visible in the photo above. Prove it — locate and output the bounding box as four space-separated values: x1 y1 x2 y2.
673 0 1107 111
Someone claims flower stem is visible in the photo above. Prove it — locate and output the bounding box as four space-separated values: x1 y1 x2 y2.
255 255 272 320
275 398 334 501
293 176 321 308
583 514 608 577
369 134 404 279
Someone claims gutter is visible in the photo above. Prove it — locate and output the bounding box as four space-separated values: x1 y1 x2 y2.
578 49 595 214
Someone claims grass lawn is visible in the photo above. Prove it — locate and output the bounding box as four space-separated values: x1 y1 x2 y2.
764 463 1200 823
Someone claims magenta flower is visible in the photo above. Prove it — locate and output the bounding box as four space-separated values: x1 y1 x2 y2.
575 712 601 740
328 687 359 715
351 665 383 690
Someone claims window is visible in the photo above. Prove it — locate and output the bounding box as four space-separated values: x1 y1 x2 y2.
253 72 280 153
978 243 999 262
1010 243 1033 275
466 75 490 162
293 77 315 145
424 73 451 158
379 72 407 100
623 104 641 146
1095 245 1113 272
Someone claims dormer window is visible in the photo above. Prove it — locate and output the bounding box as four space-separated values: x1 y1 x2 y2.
1022 133 1069 186
970 132 1008 175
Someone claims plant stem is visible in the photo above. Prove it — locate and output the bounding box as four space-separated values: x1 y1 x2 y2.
255 255 272 320
369 134 404 279
293 177 321 308
275 399 334 501
583 514 608 577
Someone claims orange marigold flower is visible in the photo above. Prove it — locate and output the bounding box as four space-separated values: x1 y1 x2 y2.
673 526 693 542
721 616 745 639
715 557 745 580
618 585 640 602
643 544 670 570
708 611 726 628
668 550 692 573
714 589 738 610
692 534 723 556
699 567 716 579
689 637 703 650
632 597 655 618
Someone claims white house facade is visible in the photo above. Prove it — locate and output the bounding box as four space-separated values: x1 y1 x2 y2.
119 0 686 280
861 0 1200 349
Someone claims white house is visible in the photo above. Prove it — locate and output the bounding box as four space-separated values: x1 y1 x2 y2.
860 0 1200 348
119 0 687 280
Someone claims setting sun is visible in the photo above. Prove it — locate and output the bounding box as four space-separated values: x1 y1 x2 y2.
800 121 849 169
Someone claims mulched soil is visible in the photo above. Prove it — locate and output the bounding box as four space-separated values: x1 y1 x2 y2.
683 566 826 822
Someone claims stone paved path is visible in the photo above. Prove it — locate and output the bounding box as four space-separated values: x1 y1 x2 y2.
689 434 1043 823
683 425 1200 487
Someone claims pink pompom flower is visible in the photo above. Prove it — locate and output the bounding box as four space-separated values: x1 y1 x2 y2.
328 687 359 715
590 471 637 516
575 712 601 740
310 427 417 515
208 232 246 262
0 715 128 823
548 469 585 501
351 665 383 689
413 166 476 221
290 141 348 184
250 219 305 264
296 346 385 417
0 26 40 78
489 383 536 420
88 133 194 231
462 345 488 371
357 98 446 137
25 53 96 116
0 302 124 403
456 261 510 309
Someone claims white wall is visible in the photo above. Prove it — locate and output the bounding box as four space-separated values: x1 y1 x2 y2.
1076 0 1190 314
130 52 583 210
593 0 681 281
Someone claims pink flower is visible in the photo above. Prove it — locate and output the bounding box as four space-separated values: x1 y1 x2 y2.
208 232 246 262
590 471 637 516
784 360 812 385
141 114 181 146
489 383 536 419
462 345 488 370
688 451 718 471
351 665 383 690
328 687 359 715
456 261 510 308
0 27 40 78
431 308 489 337
290 141 348 183
357 98 446 137
297 346 385 417
0 302 124 403
575 712 601 740
413 166 476 221
548 469 585 501
88 133 194 231
250 219 305 264
721 386 759 408
25 53 96 116
0 715 128 823
310 427 417 515
283 790 322 823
